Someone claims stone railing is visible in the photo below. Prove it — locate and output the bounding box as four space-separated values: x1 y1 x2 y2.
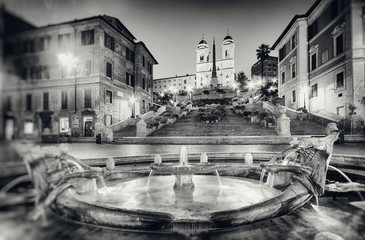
109 118 139 132
155 105 166 116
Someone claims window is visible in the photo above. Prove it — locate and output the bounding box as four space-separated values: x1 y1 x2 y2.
61 91 68 109
106 62 112 78
58 34 70 48
280 66 286 84
291 34 296 50
142 100 145 111
225 50 228 58
81 29 94 45
290 56 296 79
105 115 112 126
59 118 69 133
311 84 318 98
147 62 153 74
39 36 51 51
126 73 135 87
41 66 50 79
184 79 187 84
291 62 296 78
142 56 145 68
332 23 345 56
84 90 92 108
200 55 204 62
309 45 318 71
292 90 296 103
321 49 329 64
308 20 318 40
126 48 135 63
282 95 285 106
279 47 286 61
311 53 317 70
23 40 34 53
105 90 112 104
142 78 145 90
26 94 32 111
43 92 49 110
331 0 339 19
335 34 344 55
104 32 115 51
336 72 344 88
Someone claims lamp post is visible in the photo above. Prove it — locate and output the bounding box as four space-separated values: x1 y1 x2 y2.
58 53 78 135
186 86 193 101
248 81 255 98
129 96 136 118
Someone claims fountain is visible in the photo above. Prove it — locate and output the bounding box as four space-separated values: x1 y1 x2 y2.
13 123 358 235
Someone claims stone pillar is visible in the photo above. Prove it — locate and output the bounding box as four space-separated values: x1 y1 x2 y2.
136 119 147 137
105 127 113 143
276 108 291 136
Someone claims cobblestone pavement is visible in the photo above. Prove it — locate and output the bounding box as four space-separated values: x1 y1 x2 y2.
46 142 365 159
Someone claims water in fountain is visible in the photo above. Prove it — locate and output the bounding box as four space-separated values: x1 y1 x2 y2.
260 169 267 184
215 170 222 186
180 146 188 165
146 170 154 188
328 165 364 200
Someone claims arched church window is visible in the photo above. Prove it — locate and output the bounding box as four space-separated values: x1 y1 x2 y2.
200 55 204 62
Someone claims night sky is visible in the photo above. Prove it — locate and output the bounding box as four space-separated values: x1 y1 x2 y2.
1 0 315 79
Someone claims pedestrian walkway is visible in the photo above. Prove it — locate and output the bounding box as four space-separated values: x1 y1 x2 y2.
150 108 277 136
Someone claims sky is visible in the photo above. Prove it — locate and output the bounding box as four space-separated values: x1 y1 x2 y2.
1 0 316 79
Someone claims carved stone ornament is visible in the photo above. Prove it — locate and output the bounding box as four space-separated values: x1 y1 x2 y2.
308 45 319 54
331 23 345 37
289 56 297 64
280 65 287 72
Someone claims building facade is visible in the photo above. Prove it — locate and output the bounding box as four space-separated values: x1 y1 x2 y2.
153 74 196 95
272 0 365 120
250 56 278 85
153 34 235 95
1 8 157 139
196 35 235 88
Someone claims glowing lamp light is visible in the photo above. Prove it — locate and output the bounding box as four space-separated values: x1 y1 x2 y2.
186 86 193 93
248 81 255 90
272 78 277 83
269 86 277 92
58 53 78 69
232 82 238 89
129 96 136 104
256 79 263 86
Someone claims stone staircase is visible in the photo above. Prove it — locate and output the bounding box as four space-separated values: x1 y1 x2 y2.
149 107 277 137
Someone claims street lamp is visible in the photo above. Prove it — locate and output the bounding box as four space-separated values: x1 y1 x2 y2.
129 96 136 118
58 53 78 111
186 86 193 101
248 81 255 98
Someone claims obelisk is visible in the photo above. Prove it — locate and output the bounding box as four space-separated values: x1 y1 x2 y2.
211 37 218 88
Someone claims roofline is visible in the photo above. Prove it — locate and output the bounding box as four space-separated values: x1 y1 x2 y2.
251 56 278 69
271 0 322 49
153 74 196 81
136 41 158 64
35 15 136 41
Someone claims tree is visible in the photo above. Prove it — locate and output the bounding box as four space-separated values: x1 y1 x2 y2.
236 71 249 91
256 44 271 80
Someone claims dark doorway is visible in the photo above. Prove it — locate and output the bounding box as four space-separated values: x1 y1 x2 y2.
84 120 93 137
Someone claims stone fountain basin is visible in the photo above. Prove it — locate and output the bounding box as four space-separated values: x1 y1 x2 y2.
52 171 312 230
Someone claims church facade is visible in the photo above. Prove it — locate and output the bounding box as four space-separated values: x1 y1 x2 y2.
153 34 235 94
196 35 235 88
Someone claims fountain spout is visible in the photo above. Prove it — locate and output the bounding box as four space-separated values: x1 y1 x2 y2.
180 146 188 165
